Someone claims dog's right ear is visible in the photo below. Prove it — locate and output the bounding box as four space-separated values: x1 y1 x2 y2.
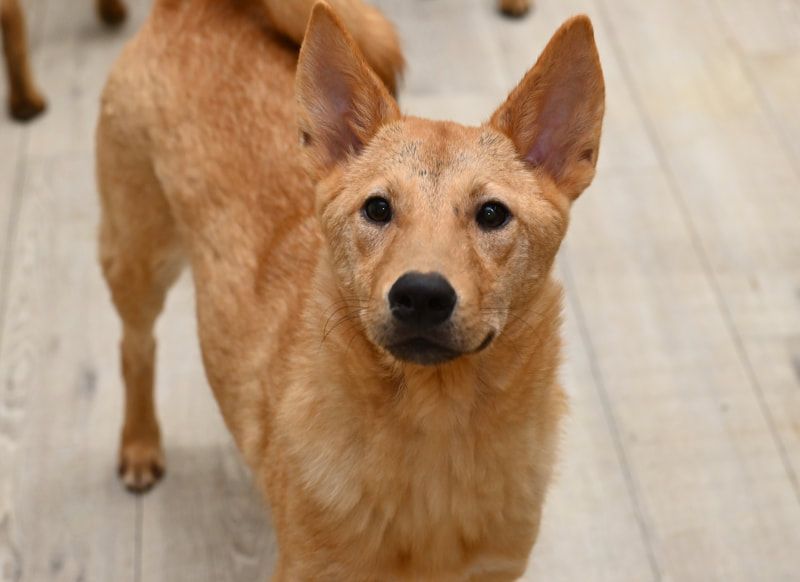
296 2 400 176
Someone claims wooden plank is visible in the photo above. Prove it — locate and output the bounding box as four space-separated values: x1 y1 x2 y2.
594 0 800 478
374 0 508 124
0 125 26 315
24 0 146 157
0 154 137 581
0 0 48 307
563 166 800 581
549 0 800 578
707 0 800 527
736 50 800 173
593 0 800 340
709 0 800 56
1 1 137 580
523 279 658 582
707 0 800 292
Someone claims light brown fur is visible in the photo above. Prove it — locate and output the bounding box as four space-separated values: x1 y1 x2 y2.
1 0 126 121
96 0 604 579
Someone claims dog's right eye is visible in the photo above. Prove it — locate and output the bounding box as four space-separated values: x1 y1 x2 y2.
476 201 510 230
363 197 392 224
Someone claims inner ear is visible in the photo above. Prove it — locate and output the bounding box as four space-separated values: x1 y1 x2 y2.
296 3 399 174
490 15 605 201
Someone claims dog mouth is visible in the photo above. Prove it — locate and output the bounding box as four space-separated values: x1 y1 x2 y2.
386 331 495 366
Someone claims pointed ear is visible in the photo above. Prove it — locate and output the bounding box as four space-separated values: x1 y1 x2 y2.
296 2 400 175
490 15 605 201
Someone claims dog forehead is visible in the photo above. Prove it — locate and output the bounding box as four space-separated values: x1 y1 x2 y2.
379 118 484 162
363 119 510 191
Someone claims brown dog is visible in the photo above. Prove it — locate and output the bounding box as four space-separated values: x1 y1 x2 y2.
97 0 604 578
1 0 127 121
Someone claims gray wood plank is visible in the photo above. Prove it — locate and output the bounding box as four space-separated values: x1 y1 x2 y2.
23 0 149 157
0 154 137 582
374 0 509 124
1 1 156 580
0 0 48 310
593 0 800 479
702 0 800 502
523 281 659 582
554 0 800 578
593 0 800 341
564 168 800 581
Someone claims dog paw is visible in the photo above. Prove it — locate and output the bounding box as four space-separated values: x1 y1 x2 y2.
98 0 127 27
118 442 165 493
8 93 47 122
499 0 531 18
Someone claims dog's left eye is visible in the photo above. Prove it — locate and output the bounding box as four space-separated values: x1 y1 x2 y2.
476 202 510 230
363 196 392 224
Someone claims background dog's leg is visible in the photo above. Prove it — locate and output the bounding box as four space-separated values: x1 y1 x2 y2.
1 0 46 121
498 0 531 17
97 119 183 493
96 0 127 27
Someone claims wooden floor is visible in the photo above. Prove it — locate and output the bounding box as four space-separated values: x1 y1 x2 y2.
1 0 799 580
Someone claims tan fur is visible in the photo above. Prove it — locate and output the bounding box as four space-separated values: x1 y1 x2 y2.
1 0 126 121
96 0 604 579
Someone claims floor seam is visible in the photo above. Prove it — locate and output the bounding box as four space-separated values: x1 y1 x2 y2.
561 252 664 582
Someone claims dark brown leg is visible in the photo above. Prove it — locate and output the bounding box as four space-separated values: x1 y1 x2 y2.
1 0 45 121
498 0 531 18
96 0 127 27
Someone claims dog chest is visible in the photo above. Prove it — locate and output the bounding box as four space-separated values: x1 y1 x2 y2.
282 402 542 571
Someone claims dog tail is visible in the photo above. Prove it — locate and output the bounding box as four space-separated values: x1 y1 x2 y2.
261 0 404 95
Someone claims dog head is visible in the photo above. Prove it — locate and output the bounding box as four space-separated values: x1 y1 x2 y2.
296 3 604 366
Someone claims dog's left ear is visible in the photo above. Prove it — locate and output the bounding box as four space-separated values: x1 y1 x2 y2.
296 2 400 176
490 15 605 201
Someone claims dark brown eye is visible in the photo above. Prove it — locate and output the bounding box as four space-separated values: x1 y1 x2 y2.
476 202 510 229
364 196 392 223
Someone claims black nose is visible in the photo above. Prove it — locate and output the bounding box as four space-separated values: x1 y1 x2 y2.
388 272 457 327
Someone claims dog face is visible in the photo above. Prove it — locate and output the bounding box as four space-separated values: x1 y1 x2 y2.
296 5 604 365
316 120 568 365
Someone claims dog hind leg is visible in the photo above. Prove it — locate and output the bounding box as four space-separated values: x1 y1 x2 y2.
498 0 531 17
96 0 127 27
97 115 183 493
0 0 45 121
